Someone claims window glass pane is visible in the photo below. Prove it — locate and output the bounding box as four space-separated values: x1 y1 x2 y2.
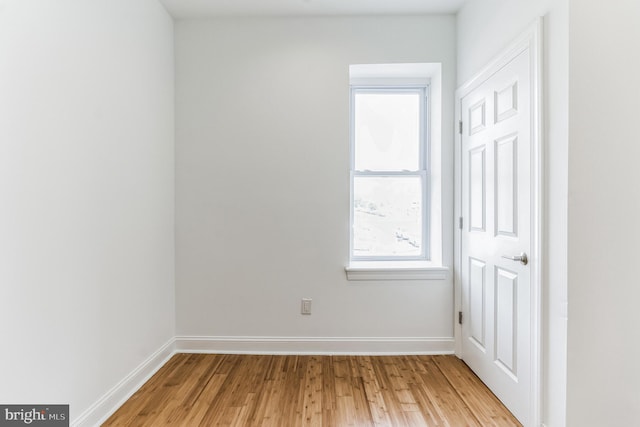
354 92 420 171
353 176 422 257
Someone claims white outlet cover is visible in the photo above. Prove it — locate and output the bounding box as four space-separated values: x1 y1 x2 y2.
301 298 312 315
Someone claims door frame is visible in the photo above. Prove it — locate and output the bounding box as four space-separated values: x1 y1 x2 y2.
454 18 544 427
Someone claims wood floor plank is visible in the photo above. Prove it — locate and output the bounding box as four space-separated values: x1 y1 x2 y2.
419 356 483 427
301 356 323 426
321 355 337 427
358 356 392 426
433 356 522 427
402 357 450 426
104 353 189 427
176 356 234 427
103 354 520 427
370 356 414 426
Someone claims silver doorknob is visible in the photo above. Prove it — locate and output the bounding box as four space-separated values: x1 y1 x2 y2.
502 252 528 265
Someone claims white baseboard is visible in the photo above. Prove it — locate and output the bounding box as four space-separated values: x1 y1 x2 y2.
175 336 455 355
72 338 176 427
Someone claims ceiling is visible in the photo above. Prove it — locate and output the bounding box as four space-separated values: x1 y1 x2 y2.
160 0 467 19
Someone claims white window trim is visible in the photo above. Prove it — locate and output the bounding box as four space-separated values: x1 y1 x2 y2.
345 63 446 281
349 85 430 262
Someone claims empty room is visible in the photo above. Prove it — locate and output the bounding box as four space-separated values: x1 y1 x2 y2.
1 0 638 426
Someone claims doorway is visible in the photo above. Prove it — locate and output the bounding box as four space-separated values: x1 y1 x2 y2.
455 20 543 427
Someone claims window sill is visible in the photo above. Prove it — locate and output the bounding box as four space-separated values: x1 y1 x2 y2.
345 261 449 281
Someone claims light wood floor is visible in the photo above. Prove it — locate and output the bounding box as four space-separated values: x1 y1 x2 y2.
103 354 521 426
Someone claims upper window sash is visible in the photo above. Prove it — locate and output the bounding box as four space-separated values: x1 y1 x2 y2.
349 86 428 174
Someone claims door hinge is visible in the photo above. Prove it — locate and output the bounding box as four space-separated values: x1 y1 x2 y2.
458 120 463 135
458 311 463 325
458 217 463 230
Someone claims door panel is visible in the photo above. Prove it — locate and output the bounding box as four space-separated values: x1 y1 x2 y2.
495 267 517 375
469 257 486 350
461 48 531 425
469 146 486 232
495 81 518 123
469 99 487 134
495 134 518 237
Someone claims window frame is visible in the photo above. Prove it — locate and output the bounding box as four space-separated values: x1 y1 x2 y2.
349 84 431 262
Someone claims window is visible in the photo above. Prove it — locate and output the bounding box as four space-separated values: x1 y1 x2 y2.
345 63 448 281
350 85 429 261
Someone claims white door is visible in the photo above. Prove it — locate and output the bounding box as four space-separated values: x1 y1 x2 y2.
460 48 532 425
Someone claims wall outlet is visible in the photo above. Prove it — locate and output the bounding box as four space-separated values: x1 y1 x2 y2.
301 298 312 315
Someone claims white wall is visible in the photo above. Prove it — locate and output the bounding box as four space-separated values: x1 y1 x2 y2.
0 0 175 423
457 1 568 426
567 1 640 425
175 16 456 348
